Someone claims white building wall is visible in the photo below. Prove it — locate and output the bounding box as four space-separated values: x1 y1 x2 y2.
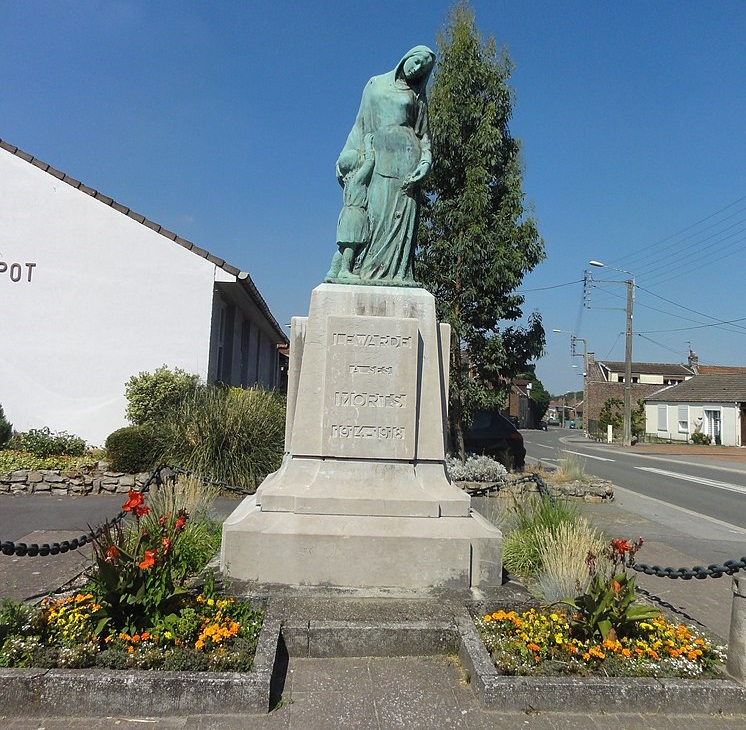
645 401 740 446
0 148 223 445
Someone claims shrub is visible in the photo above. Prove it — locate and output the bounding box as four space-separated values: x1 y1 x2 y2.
105 425 158 473
0 450 101 473
159 384 285 490
690 432 711 445
10 427 86 458
0 404 12 449
445 454 507 482
501 496 581 581
530 519 608 603
552 451 589 483
125 365 200 426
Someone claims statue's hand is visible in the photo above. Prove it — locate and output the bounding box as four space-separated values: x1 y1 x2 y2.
401 163 429 192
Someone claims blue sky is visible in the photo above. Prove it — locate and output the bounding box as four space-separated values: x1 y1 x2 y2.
2 1 745 397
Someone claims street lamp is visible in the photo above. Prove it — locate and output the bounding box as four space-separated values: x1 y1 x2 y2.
589 261 635 447
553 329 588 436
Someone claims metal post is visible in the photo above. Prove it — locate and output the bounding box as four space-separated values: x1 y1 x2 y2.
623 278 634 447
728 575 746 682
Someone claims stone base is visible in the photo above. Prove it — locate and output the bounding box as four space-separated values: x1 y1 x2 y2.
221 497 502 590
256 455 470 517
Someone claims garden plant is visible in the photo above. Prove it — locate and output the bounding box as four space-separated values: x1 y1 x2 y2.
477 534 725 678
0 483 263 671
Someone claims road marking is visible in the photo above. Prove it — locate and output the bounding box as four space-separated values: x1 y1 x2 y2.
532 443 555 450
562 450 615 462
635 466 746 495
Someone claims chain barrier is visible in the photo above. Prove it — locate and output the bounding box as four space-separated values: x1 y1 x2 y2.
168 465 253 496
463 472 746 580
0 464 167 559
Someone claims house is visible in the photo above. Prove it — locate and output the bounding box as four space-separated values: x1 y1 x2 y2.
645 374 746 446
584 353 695 433
0 138 288 446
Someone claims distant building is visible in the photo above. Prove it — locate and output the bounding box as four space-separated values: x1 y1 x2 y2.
645 373 746 446
0 138 288 446
584 354 695 433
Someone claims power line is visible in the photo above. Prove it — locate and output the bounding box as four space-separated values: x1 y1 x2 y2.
516 278 583 293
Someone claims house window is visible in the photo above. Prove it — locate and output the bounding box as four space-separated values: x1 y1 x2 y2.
678 405 688 434
657 404 667 431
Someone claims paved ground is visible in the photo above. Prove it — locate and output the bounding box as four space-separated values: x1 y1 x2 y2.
1 448 745 728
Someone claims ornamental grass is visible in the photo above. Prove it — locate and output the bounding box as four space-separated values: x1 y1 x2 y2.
477 609 725 678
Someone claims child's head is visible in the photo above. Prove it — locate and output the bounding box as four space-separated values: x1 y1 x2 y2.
336 149 360 179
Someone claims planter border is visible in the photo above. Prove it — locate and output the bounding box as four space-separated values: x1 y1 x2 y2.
0 605 282 717
456 607 746 714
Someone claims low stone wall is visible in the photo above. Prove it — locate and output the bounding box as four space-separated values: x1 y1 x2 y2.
0 465 151 496
459 476 614 503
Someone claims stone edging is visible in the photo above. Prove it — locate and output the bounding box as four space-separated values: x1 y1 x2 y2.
0 465 150 495
456 607 746 714
0 603 282 717
458 477 615 502
1 596 743 716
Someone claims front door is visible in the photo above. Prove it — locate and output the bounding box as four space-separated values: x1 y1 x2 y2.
705 409 722 444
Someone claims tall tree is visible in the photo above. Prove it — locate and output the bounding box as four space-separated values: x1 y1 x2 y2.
418 2 546 456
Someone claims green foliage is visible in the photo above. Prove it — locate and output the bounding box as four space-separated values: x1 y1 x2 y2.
501 496 580 580
517 365 551 423
105 425 158 473
88 490 192 635
125 365 200 426
418 2 545 455
9 427 86 458
690 432 711 445
562 538 660 641
0 404 12 449
0 450 101 473
159 384 285 491
598 397 623 431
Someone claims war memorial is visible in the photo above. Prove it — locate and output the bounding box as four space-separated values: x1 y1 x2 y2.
221 46 503 590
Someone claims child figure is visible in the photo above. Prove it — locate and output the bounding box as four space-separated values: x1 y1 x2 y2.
324 133 375 283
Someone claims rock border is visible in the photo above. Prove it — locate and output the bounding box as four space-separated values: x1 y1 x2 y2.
0 465 150 495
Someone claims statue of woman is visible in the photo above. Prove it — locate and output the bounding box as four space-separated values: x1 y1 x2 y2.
335 46 435 286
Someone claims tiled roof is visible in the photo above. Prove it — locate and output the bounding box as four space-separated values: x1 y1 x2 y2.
597 361 693 377
0 138 287 344
646 374 746 403
697 364 746 375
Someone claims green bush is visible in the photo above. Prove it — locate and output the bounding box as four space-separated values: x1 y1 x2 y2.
501 496 581 581
125 365 200 426
0 404 12 449
9 427 86 458
159 384 285 490
690 432 711 445
105 425 158 473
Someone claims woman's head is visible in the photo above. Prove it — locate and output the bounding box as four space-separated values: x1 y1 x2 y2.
397 46 435 85
336 148 360 178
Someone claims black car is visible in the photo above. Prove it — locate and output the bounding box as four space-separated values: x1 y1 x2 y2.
462 410 526 470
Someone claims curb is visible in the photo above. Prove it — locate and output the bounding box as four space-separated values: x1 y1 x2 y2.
0 609 283 717
456 607 746 714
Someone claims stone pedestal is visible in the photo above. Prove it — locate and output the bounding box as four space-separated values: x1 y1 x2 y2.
221 284 502 589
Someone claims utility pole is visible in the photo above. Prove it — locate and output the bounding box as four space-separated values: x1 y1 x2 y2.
589 261 635 447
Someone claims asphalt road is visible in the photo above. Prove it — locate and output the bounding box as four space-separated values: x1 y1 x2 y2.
523 427 746 531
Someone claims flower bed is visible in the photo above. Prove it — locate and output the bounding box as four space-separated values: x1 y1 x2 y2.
476 608 724 678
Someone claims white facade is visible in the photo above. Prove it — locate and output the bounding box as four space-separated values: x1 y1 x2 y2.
0 141 287 446
645 401 741 446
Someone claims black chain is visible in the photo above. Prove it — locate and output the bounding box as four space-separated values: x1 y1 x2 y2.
464 473 746 580
168 465 253 496
0 465 166 558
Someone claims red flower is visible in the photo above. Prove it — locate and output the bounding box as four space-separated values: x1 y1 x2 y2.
161 537 171 553
139 549 157 570
174 509 189 530
122 490 145 513
133 505 149 517
105 545 119 563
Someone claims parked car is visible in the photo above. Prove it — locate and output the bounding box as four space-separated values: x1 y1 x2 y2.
461 410 526 470
567 420 576 429
538 420 548 431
